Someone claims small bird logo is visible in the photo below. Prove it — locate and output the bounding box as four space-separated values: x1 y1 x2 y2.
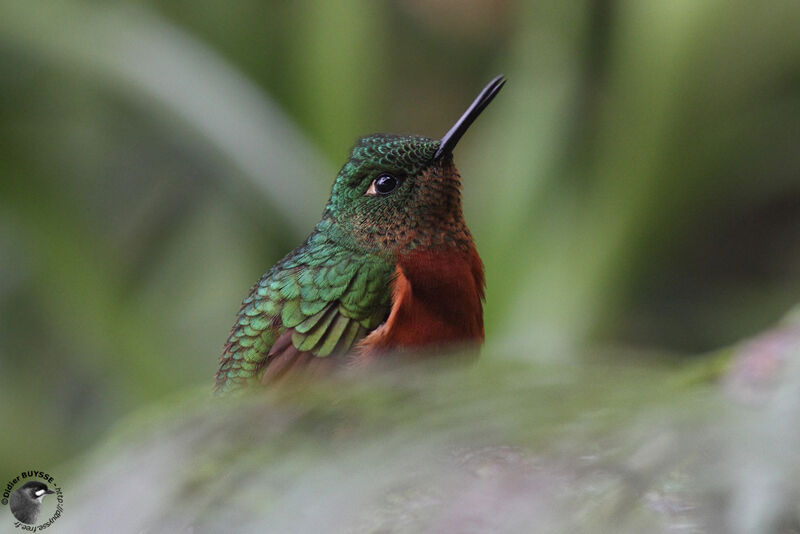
9 481 54 525
216 75 506 392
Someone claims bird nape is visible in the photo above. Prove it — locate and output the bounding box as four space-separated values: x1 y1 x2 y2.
216 75 506 393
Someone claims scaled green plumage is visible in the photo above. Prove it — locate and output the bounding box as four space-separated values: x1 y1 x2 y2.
216 222 395 392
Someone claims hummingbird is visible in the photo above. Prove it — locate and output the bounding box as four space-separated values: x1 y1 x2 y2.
216 75 505 392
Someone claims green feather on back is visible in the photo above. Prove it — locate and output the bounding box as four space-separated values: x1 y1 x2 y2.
216 222 394 392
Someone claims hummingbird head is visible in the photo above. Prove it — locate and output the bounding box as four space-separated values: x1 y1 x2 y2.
323 76 505 258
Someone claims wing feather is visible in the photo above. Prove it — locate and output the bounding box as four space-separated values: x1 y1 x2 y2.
215 229 394 392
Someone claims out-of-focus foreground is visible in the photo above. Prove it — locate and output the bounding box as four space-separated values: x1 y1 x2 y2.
0 1 798 532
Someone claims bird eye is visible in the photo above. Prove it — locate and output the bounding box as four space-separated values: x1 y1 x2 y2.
366 173 399 196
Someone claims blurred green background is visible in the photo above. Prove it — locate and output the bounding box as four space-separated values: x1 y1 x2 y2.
0 0 798 482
